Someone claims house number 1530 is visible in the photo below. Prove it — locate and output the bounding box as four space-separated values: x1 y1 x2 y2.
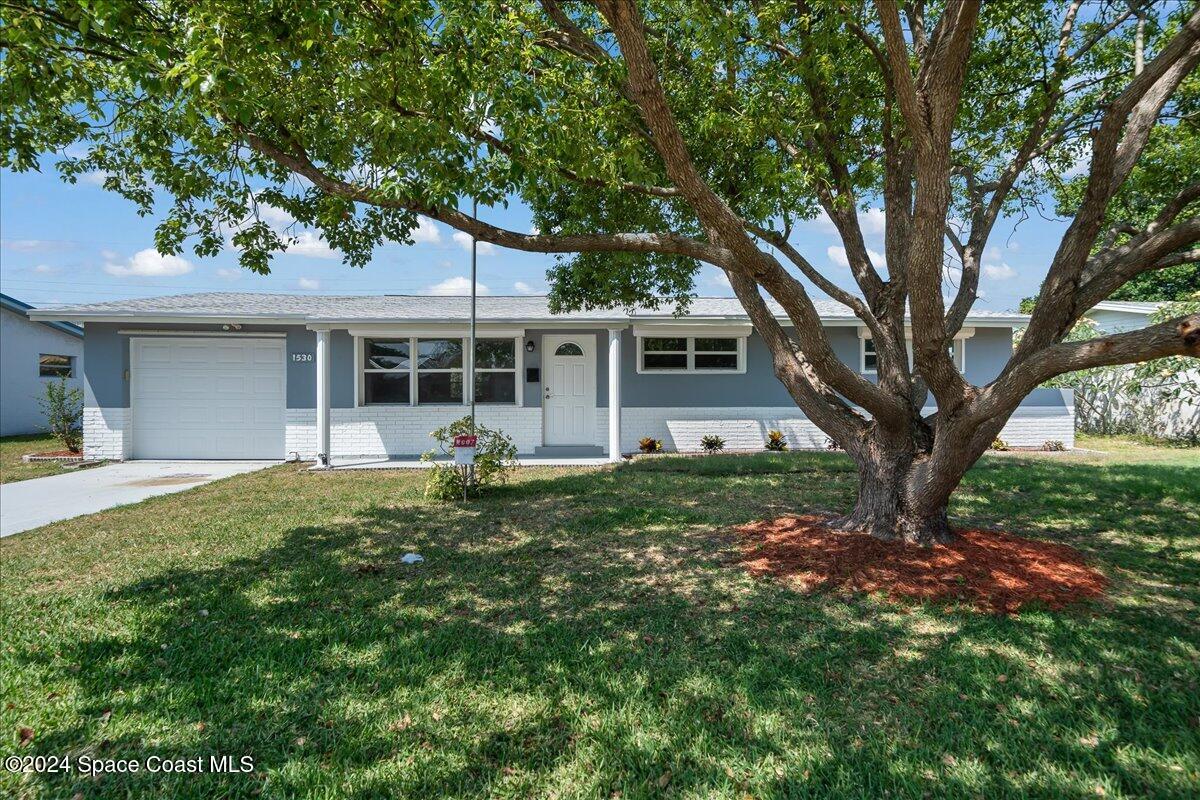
292 353 313 362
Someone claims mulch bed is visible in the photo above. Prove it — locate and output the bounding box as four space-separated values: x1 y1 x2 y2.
735 515 1107 614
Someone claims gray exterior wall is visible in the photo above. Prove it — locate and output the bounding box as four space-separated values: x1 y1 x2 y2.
83 321 1037 413
1 307 84 435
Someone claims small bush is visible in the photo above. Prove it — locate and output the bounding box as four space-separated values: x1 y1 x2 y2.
638 437 663 454
764 430 788 451
1042 439 1066 452
422 417 517 500
699 435 726 454
825 437 842 451
40 376 83 453
990 438 1010 451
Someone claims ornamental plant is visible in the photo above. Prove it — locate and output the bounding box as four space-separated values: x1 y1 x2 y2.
7 2 1199 543
422 417 517 501
764 430 788 451
638 436 663 454
699 435 725 454
39 375 83 453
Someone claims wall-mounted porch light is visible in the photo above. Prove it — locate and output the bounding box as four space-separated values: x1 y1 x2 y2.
525 340 535 353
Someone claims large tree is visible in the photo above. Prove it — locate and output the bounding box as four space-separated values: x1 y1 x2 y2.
3 1 1198 543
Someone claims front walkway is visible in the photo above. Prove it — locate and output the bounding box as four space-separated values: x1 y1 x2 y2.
0 461 277 537
323 456 614 470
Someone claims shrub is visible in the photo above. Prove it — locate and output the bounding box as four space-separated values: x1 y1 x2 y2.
422 417 517 500
825 437 842 451
39 376 83 453
1042 439 1066 452
638 436 663 454
764 430 788 451
699 434 725 454
990 438 1010 451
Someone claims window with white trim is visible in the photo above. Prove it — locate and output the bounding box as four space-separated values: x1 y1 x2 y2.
473 338 517 403
860 337 965 374
638 336 743 373
39 354 75 378
362 337 519 405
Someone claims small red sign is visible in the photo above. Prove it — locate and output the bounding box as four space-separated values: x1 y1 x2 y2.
452 435 478 448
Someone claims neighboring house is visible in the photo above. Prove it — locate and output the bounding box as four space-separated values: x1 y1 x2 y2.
29 292 1073 462
1086 300 1165 334
1078 300 1198 440
1 293 84 436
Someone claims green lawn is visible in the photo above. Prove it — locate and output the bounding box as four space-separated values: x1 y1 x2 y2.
1 438 1197 798
0 434 71 484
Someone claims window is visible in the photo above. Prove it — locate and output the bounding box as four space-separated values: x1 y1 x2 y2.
860 337 966 374
554 342 583 357
364 340 411 404
417 338 463 404
361 336 521 406
638 336 743 373
474 338 516 403
39 354 74 378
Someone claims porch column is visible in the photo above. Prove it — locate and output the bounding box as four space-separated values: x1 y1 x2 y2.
608 328 622 462
315 328 331 468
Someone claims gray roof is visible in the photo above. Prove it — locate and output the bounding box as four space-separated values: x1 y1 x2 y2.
0 292 84 337
27 291 1026 324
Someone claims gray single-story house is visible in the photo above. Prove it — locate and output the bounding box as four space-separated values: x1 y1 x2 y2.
28 292 1073 462
1 292 84 436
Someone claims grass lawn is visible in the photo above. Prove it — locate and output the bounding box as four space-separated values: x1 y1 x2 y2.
1 437 1197 798
0 434 73 484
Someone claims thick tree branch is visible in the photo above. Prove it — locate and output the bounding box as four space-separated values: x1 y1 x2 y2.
972 314 1200 423
238 127 725 263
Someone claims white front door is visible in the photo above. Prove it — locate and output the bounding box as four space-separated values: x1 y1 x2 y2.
131 337 285 459
542 334 596 446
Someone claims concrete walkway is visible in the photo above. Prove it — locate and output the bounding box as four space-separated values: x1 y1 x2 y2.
324 456 614 470
1 461 277 538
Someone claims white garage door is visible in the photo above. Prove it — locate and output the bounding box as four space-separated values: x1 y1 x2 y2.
131 338 285 460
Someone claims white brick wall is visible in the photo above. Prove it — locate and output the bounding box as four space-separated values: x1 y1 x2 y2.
83 406 130 461
286 406 543 459
619 405 1075 453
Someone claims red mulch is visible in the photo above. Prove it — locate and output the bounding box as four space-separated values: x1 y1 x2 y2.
735 515 1107 614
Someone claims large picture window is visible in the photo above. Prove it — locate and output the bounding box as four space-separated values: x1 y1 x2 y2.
638 336 743 373
361 336 520 406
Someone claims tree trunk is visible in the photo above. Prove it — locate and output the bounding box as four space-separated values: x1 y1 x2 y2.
829 429 957 546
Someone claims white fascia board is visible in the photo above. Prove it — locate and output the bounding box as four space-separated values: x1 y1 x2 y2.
26 311 306 325
632 322 753 337
340 323 527 337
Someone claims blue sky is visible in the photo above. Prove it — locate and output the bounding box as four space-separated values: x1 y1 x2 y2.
1 162 1071 311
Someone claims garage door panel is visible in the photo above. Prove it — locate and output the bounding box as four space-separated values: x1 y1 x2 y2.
132 338 284 460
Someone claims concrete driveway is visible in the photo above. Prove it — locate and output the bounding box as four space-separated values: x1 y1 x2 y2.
1 461 277 538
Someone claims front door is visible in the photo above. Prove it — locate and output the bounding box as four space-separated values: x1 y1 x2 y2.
542 334 596 446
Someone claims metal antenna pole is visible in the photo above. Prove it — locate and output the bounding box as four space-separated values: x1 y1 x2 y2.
470 199 477 435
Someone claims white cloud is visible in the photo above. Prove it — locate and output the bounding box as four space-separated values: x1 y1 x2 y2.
705 267 732 289
983 262 1017 280
104 248 194 278
424 276 492 296
79 170 112 187
513 281 539 295
2 239 57 252
984 245 1003 262
215 267 241 280
860 207 887 235
411 216 441 244
452 231 496 254
285 231 338 260
298 277 321 290
33 264 60 274
828 245 886 269
1007 240 1020 252
529 224 541 235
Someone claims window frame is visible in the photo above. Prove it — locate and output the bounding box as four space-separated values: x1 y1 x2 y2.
859 335 966 375
359 336 522 407
636 335 746 375
38 353 75 378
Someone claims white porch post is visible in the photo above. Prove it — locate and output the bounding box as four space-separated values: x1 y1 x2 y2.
608 328 622 462
315 328 331 468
